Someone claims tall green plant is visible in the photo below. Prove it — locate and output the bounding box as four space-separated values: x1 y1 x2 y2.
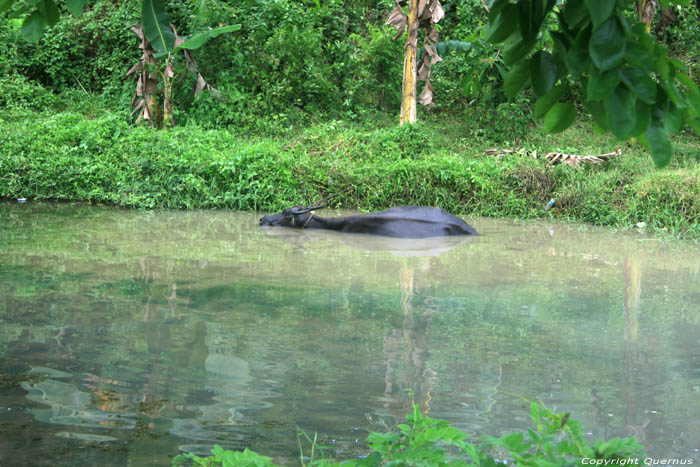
386 0 446 124
126 0 239 126
1 0 238 126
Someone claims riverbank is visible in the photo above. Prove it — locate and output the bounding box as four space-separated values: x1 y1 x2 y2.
1 110 699 239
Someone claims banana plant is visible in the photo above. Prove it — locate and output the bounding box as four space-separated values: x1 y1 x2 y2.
385 0 445 124
126 0 240 126
1 0 238 127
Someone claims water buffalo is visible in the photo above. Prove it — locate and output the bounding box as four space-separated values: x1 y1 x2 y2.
259 205 477 238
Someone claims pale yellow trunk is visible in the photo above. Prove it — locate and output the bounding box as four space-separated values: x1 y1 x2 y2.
163 56 175 127
400 0 419 125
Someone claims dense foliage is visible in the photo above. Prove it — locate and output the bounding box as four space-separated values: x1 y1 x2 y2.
2 1 699 130
0 0 517 125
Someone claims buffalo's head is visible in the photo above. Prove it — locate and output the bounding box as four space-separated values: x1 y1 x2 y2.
259 205 325 228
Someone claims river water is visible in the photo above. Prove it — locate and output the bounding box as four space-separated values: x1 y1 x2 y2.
0 203 698 465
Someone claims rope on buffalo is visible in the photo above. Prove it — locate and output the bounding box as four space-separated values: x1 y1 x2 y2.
302 212 314 228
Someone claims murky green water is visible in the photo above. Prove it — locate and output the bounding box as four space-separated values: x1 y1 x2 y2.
1 202 698 466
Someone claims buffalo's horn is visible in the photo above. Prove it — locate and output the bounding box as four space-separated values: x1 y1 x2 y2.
291 205 326 215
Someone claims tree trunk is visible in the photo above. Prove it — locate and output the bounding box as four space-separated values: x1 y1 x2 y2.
162 56 175 127
400 0 419 125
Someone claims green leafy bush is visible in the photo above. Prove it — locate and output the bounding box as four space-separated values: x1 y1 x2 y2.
0 72 55 110
174 446 278 467
172 402 646 466
8 2 140 95
346 25 404 114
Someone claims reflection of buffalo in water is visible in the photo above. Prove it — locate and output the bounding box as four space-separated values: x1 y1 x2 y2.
260 206 477 238
261 223 474 257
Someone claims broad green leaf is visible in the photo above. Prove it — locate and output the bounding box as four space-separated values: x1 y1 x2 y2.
485 4 518 43
689 90 700 117
631 101 651 136
565 25 592 76
619 68 657 104
550 31 570 61
654 56 672 81
605 85 637 139
20 10 46 42
626 40 657 73
675 73 700 115
584 0 616 29
519 0 550 42
519 0 534 41
66 0 88 17
661 103 684 135
645 121 672 168
504 61 531 98
675 72 700 93
688 117 700 137
176 24 241 50
142 0 175 54
587 67 620 101
562 0 588 29
33 0 58 26
659 81 684 107
615 9 633 34
485 0 509 16
495 62 507 79
589 17 625 71
44 0 59 25
545 102 577 133
503 37 536 65
669 58 687 72
585 100 610 131
535 84 566 119
531 51 557 96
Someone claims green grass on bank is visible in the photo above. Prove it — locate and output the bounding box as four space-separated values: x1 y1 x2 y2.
1 110 699 239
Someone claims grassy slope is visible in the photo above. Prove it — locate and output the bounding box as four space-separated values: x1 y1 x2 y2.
1 110 699 238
